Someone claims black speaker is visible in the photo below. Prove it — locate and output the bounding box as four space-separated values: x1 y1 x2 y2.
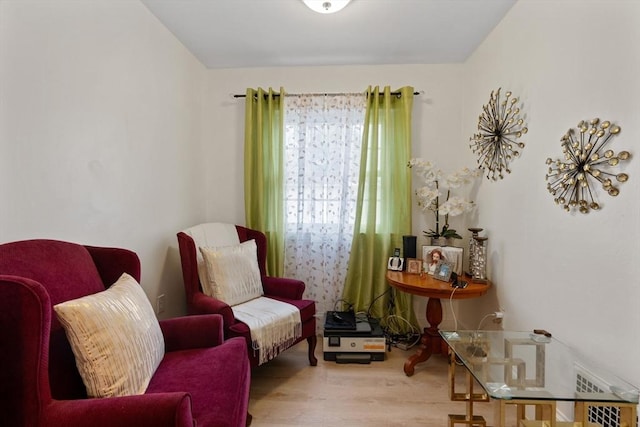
402 235 417 270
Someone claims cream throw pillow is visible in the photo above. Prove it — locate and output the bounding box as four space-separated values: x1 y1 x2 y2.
54 273 165 398
200 239 264 306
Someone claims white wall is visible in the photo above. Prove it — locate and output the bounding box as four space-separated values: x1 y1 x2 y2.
0 0 207 318
463 0 640 388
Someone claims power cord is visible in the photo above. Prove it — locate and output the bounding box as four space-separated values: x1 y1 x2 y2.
366 288 391 319
449 286 459 331
475 312 501 333
333 299 354 313
384 314 420 349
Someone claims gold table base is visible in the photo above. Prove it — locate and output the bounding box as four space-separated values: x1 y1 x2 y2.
447 348 637 427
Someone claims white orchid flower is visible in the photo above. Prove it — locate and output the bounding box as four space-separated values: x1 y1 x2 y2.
409 158 480 239
415 187 440 211
439 196 475 217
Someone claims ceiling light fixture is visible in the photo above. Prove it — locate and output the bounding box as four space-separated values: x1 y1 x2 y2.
302 0 352 14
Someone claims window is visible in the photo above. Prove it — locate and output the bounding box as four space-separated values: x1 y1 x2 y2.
283 94 366 318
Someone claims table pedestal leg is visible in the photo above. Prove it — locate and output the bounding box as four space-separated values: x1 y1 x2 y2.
404 297 443 376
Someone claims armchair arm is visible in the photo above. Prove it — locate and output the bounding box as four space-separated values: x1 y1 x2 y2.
84 245 141 286
262 276 305 300
159 314 224 351
44 392 194 427
189 292 236 327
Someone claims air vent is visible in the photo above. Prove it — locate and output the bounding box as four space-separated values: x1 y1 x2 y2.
575 365 637 427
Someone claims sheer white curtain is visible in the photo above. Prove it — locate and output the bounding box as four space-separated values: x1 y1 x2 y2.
283 94 367 322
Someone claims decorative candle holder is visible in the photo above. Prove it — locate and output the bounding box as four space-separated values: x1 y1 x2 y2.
467 228 483 276
471 236 488 283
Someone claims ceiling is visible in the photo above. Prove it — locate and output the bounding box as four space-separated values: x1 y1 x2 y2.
141 0 517 69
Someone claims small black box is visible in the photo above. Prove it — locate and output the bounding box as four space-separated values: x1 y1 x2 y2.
324 310 356 331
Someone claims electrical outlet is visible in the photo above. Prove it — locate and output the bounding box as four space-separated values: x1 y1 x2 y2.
156 294 166 314
493 309 504 323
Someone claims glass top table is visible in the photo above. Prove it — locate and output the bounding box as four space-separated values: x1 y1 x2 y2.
441 330 639 404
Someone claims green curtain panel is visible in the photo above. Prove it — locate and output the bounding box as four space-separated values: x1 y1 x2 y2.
244 87 285 277
341 86 417 331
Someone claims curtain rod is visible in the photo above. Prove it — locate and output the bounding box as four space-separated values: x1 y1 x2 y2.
233 90 422 98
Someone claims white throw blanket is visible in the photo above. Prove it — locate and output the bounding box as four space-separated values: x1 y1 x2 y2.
232 297 301 365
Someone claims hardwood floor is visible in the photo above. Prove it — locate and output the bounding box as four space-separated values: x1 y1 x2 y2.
249 336 504 426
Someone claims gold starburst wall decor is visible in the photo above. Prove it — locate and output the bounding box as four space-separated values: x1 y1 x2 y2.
469 88 528 181
545 118 631 214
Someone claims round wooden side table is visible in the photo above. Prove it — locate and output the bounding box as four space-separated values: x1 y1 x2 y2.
386 270 491 376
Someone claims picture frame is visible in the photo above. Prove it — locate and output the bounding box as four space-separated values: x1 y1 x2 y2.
433 260 453 282
406 258 422 274
422 245 464 276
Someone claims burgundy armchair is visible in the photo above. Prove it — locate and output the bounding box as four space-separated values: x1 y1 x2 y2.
177 223 317 367
0 239 250 427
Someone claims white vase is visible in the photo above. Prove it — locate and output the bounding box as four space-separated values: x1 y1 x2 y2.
430 237 448 246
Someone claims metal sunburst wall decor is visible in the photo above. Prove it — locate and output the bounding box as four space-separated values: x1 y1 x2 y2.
545 118 631 214
469 88 528 181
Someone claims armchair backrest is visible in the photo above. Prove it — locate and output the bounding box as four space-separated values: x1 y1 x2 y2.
177 223 270 304
0 239 141 402
235 225 268 276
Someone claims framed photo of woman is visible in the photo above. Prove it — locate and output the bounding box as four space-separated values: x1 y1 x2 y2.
422 245 463 276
